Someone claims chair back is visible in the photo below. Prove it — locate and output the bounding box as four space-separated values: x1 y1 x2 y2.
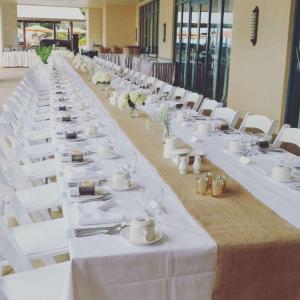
211 107 241 128
273 125 300 148
199 98 223 114
172 87 186 101
239 112 278 138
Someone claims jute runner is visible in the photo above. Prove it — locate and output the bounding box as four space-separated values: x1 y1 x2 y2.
76 68 300 300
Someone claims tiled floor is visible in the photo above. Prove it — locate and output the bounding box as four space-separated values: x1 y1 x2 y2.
0 67 28 105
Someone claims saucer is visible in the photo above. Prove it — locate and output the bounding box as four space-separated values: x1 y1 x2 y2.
120 226 164 245
107 180 138 191
98 152 118 159
269 174 295 183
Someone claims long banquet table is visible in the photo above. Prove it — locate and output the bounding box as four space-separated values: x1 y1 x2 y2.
49 57 300 300
1 51 39 67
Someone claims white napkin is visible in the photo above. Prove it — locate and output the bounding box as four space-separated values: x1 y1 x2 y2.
74 200 124 226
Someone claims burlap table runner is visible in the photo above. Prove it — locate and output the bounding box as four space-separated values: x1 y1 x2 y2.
76 68 300 300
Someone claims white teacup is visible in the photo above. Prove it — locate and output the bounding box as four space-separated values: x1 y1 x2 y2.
129 217 156 244
111 172 131 190
85 126 98 136
81 111 90 121
272 166 292 182
98 145 114 157
176 111 185 122
198 123 211 134
228 140 242 153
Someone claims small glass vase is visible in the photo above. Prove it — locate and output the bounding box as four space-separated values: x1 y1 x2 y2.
129 107 139 118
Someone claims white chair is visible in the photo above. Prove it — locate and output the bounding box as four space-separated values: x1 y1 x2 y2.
198 98 223 115
210 107 241 128
160 83 175 99
182 92 203 110
151 79 164 93
171 87 186 102
0 261 69 300
0 186 68 268
273 124 300 148
239 112 278 139
0 135 56 185
0 213 69 300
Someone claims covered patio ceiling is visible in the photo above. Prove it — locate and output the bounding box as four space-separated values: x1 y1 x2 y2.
17 5 85 22
1 0 139 8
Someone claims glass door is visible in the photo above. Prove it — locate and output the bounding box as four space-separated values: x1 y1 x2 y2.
174 0 234 103
286 0 300 127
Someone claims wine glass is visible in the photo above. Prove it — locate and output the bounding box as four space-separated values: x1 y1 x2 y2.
122 151 138 176
140 187 165 216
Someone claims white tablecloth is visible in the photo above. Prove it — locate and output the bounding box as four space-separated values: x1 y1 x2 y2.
50 59 217 300
142 103 300 230
1 51 39 67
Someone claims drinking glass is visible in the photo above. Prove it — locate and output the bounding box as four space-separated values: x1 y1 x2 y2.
140 187 165 215
122 151 138 176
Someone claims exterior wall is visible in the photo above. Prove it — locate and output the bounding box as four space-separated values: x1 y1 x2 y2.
227 0 295 126
158 0 175 60
103 5 136 48
86 7 103 47
1 3 17 49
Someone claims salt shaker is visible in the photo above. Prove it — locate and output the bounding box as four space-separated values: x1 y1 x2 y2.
178 156 188 174
192 155 201 173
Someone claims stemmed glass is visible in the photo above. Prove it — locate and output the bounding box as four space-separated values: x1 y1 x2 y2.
241 132 255 156
140 187 165 216
122 151 138 178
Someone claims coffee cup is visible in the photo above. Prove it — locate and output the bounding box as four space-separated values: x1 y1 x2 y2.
85 126 98 136
176 111 185 122
272 166 292 182
198 123 211 134
228 140 242 153
129 217 156 244
111 172 131 189
81 111 90 121
98 145 114 157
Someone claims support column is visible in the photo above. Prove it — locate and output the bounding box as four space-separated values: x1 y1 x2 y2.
2 3 17 49
86 7 103 48
23 21 26 49
53 23 56 40
102 4 136 48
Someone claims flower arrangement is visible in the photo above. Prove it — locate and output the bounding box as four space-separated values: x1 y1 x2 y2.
158 106 173 137
92 72 112 86
117 92 146 117
80 61 89 73
73 55 84 69
35 46 52 64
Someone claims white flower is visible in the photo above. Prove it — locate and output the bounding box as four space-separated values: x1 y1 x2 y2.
129 92 146 106
117 93 130 109
92 72 112 85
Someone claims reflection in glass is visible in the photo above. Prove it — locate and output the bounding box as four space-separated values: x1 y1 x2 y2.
174 0 234 104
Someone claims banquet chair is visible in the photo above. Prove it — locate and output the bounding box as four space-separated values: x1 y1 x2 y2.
182 92 203 109
0 261 69 300
239 112 278 140
273 125 300 149
160 83 175 99
0 133 57 185
0 187 68 268
0 119 55 162
144 76 157 87
171 87 186 102
151 79 164 93
0 159 61 221
210 107 241 128
0 215 69 300
198 98 223 115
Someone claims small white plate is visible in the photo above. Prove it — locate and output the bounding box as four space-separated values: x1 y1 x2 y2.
120 226 164 245
269 175 296 183
98 153 118 159
85 134 104 139
107 180 138 191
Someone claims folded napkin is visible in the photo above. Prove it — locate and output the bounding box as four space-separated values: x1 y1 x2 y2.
74 200 124 226
66 169 103 182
